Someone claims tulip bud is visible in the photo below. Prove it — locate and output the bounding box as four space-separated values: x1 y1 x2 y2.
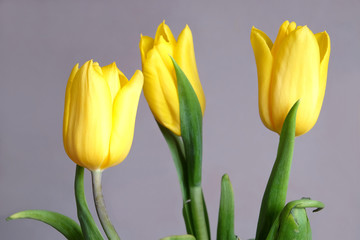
266 199 324 240
275 207 311 239
63 60 143 171
140 21 206 136
251 21 330 136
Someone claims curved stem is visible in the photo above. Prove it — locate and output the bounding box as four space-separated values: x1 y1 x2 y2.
91 170 120 240
75 166 104 240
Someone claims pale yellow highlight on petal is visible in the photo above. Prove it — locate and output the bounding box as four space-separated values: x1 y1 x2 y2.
63 63 79 164
102 62 121 103
102 70 144 169
270 26 320 136
250 27 273 130
66 60 113 170
139 35 154 63
174 25 206 115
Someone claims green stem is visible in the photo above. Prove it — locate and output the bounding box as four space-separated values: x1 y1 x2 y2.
91 170 120 240
75 166 104 240
158 122 194 234
190 185 210 240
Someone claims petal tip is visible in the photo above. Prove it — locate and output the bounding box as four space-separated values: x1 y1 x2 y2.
133 70 144 84
110 62 117 68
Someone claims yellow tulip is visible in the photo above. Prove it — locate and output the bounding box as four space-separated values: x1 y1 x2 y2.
63 60 143 171
140 21 206 136
250 21 330 136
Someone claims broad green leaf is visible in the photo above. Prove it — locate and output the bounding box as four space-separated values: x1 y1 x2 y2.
266 199 324 240
7 210 84 240
160 234 196 240
172 57 210 240
171 57 203 187
217 174 236 240
255 101 300 240
75 166 104 240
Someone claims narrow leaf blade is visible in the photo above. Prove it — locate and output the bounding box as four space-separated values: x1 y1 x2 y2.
171 57 203 187
75 165 104 240
158 122 194 234
7 210 84 240
158 122 188 200
201 189 211 238
172 57 210 239
217 174 236 240
255 101 300 240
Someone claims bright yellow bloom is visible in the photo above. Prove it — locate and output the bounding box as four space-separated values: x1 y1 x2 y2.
251 21 330 136
63 60 143 171
140 21 206 136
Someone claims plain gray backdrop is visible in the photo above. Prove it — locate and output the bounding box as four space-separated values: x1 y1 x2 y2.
1 0 359 239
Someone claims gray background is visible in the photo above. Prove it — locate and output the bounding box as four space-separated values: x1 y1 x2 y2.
1 0 359 239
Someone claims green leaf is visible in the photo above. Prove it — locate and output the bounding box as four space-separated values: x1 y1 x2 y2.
158 122 194 235
171 57 203 187
158 122 187 198
75 166 104 240
182 202 194 235
266 198 324 240
217 174 236 240
201 189 211 238
172 57 210 240
255 101 300 240
160 234 196 240
6 210 84 240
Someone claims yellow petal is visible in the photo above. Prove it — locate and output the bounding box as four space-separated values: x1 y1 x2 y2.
63 63 79 164
250 26 273 130
270 26 320 136
143 47 181 135
154 20 176 46
271 21 297 57
103 70 144 169
66 60 113 170
174 25 206 115
315 31 331 113
101 62 121 103
139 35 154 63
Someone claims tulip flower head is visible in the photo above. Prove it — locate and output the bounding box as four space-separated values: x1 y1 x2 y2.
140 21 206 136
63 60 143 171
251 21 330 136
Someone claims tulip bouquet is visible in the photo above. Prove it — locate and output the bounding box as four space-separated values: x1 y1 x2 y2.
7 20 330 240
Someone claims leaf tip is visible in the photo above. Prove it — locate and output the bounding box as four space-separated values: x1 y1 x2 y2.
222 173 230 181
